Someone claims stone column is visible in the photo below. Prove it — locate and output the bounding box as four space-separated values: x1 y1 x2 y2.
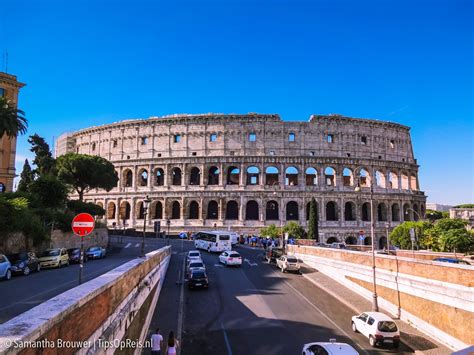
219 163 224 186
131 197 137 228
239 196 245 222
147 164 153 189
219 198 224 222
239 163 245 186
200 164 206 186
182 163 187 187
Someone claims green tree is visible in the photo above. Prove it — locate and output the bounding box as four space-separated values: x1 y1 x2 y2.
56 153 118 201
17 159 35 192
0 96 27 138
307 198 319 240
425 209 444 221
67 200 105 216
28 134 56 176
438 228 473 253
454 204 474 208
260 224 281 238
283 221 305 239
28 174 69 209
389 221 429 250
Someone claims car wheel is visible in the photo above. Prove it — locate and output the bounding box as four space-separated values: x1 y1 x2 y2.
369 335 377 347
36 263 41 272
23 266 30 276
5 269 11 280
351 322 358 333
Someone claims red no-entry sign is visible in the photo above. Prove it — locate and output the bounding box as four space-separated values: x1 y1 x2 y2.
72 213 95 236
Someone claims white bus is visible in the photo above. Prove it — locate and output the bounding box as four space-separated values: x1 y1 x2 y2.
194 231 232 252
214 230 239 245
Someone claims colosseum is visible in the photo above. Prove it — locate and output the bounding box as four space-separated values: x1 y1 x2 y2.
56 113 426 248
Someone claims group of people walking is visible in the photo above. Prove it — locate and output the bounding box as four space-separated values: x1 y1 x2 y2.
151 328 179 355
242 235 280 249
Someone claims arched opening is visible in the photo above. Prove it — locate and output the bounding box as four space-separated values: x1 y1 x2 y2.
227 166 240 185
138 169 148 187
119 201 131 220
189 167 200 185
420 204 425 218
377 203 387 221
226 201 238 220
188 201 199 219
401 172 409 190
208 166 219 185
388 171 398 189
285 166 298 186
266 200 279 220
392 203 400 221
123 169 133 187
246 200 259 220
326 201 338 221
364 237 372 246
344 202 356 221
172 168 182 186
153 201 163 219
413 203 420 221
326 237 338 244
362 202 371 221
171 201 181 219
207 200 219 219
286 201 299 221
379 237 388 250
359 168 370 187
324 167 336 186
343 168 353 186
265 166 279 186
107 202 116 219
375 170 386 188
345 236 357 245
136 201 145 220
410 174 418 190
246 166 260 185
306 201 319 221
305 167 318 186
155 168 165 186
403 203 411 221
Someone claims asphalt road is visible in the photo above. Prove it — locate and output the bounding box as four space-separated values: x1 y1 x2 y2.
0 235 172 324
150 241 414 355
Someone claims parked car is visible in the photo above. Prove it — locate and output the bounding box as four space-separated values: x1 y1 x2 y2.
7 252 41 275
39 248 70 268
0 254 12 280
188 269 209 289
302 340 359 355
85 246 106 260
187 260 206 277
329 242 347 249
219 251 242 266
351 312 400 348
433 257 471 265
187 250 201 262
276 255 300 273
67 248 88 264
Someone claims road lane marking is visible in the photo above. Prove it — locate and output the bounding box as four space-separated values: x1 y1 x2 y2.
134 243 140 247
176 253 186 355
220 320 233 355
282 279 369 355
124 242 131 248
214 264 224 267
244 258 258 267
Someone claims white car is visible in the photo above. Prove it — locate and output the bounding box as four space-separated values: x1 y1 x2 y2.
219 251 242 266
276 255 300 273
187 250 201 262
351 312 400 348
302 341 359 355
187 260 206 277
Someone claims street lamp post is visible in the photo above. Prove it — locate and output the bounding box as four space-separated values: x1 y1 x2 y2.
405 207 422 222
355 181 379 312
141 195 151 258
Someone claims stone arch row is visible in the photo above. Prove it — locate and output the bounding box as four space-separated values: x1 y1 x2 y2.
119 164 419 190
105 199 424 223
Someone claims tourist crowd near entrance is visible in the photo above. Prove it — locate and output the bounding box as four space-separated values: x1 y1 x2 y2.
56 113 426 245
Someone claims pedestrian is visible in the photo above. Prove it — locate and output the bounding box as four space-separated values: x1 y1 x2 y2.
150 328 163 355
166 331 179 355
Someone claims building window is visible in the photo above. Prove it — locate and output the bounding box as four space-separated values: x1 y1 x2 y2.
92 143 96 151
112 139 118 148
390 140 395 148
361 136 367 144
192 152 197 156
249 133 256 142
327 134 334 143
141 137 148 145
269 150 275 156
288 133 295 142
230 151 235 156
174 134 181 143
0 88 4 97
210 133 217 142
309 151 315 156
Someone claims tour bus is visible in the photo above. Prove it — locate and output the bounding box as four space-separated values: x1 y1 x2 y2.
194 231 232 253
214 230 239 245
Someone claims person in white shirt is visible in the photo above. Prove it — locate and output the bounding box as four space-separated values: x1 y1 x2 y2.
150 328 163 355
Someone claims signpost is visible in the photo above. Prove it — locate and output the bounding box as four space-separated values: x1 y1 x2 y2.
72 213 95 285
409 227 416 257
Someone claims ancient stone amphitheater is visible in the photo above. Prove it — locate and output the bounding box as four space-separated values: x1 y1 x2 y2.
56 113 426 247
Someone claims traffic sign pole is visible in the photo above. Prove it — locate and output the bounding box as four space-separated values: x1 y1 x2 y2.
79 235 84 285
72 213 95 286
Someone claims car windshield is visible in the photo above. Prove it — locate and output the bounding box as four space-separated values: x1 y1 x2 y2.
88 247 99 251
42 250 60 257
190 262 204 268
69 248 80 253
7 253 23 262
219 235 230 240
287 257 298 262
192 271 206 278
378 321 398 332
189 252 200 257
229 253 240 258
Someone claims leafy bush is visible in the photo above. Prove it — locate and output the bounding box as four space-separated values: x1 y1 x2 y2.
283 221 305 239
67 200 105 216
438 228 473 253
389 221 429 250
260 224 281 238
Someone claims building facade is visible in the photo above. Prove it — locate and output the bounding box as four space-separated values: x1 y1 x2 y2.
449 208 474 228
0 72 25 193
56 113 426 247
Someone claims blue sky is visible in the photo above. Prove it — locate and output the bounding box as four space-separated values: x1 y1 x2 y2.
1 0 472 205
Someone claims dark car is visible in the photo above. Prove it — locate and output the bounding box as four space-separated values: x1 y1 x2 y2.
7 252 41 275
433 258 471 265
67 248 88 264
85 246 106 260
265 247 284 263
188 269 209 289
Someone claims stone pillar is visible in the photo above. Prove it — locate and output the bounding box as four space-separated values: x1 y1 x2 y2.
260 197 265 222
219 198 224 222
239 196 245 221
182 163 187 187
131 197 137 228
240 163 245 186
147 164 153 189
200 164 206 186
199 197 204 220
219 163 224 186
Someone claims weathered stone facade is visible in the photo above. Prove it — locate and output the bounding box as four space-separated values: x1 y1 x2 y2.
56 113 426 246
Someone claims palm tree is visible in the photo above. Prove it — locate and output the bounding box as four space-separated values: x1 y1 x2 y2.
0 96 27 138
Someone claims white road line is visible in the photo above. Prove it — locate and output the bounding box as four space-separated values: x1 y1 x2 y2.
124 242 131 248
176 255 186 355
283 279 369 355
244 258 258 267
220 320 233 355
134 243 140 248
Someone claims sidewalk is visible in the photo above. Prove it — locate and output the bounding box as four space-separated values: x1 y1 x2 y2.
300 263 452 355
